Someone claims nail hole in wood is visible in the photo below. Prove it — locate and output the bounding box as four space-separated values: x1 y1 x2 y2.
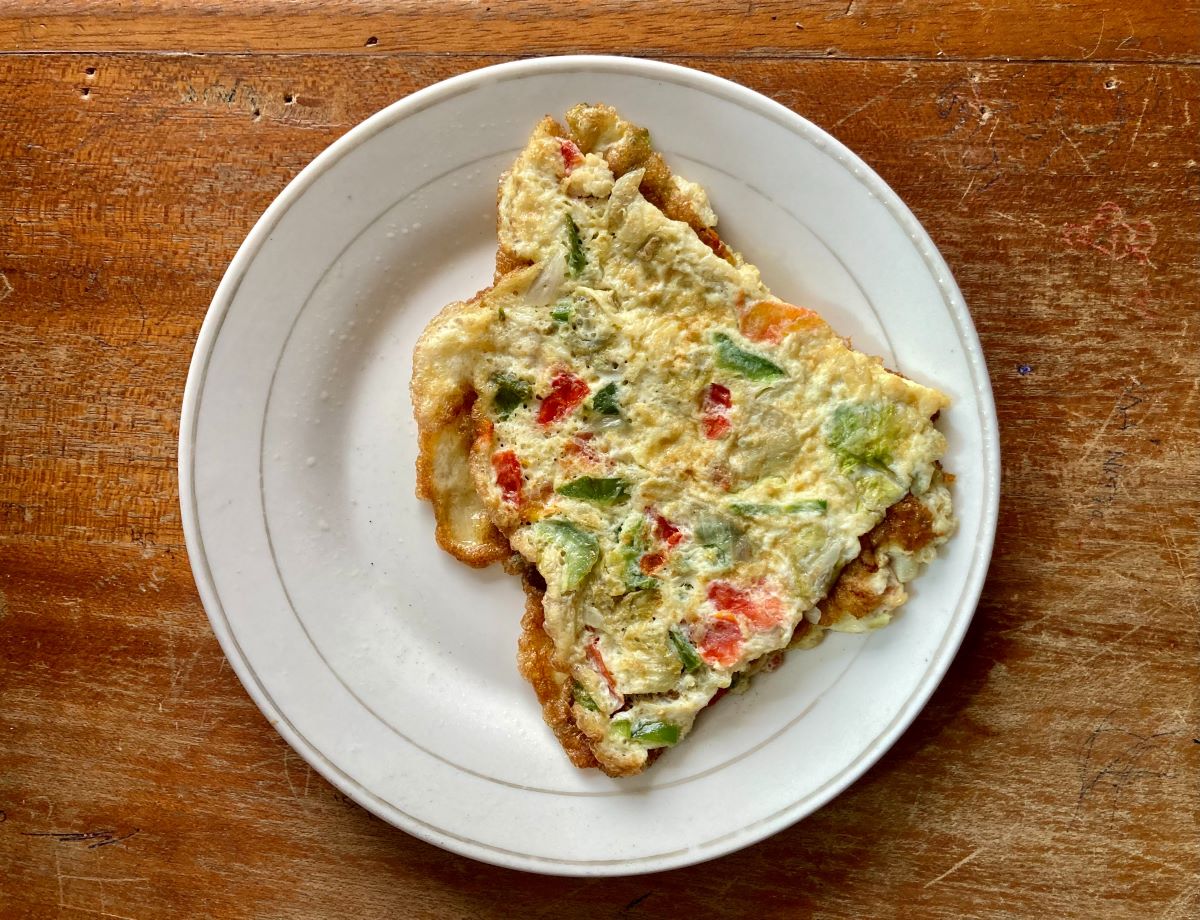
365 36 378 46
284 93 294 104
85 66 96 76
80 87 90 98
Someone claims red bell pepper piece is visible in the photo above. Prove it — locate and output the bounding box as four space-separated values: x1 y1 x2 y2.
701 382 732 440
537 371 590 426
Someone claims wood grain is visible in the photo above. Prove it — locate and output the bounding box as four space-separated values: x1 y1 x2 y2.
0 0 1197 62
1 5 1198 918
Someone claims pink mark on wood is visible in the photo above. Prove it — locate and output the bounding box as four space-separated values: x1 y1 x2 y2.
1062 202 1157 266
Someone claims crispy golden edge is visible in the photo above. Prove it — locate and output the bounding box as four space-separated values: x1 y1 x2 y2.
817 477 952 626
515 566 600 770
567 104 738 264
494 108 737 275
411 287 511 568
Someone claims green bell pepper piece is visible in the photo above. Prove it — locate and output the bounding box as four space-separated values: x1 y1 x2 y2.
590 381 620 415
557 476 630 505
713 332 785 381
612 718 681 747
668 625 703 672
534 519 600 592
729 499 828 517
566 215 586 276
491 372 532 419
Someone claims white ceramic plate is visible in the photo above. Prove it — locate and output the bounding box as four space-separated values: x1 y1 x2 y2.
180 56 999 876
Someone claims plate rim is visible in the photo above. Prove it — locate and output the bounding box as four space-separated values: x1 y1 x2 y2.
179 53 1001 876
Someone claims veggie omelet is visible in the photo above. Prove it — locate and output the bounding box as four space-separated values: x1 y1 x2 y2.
411 105 955 776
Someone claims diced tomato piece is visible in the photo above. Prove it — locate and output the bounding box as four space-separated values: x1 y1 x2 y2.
639 551 667 574
537 371 590 425
563 432 601 463
709 464 733 492
587 636 623 705
491 450 523 504
702 415 731 439
698 615 743 667
707 580 786 629
701 382 732 440
706 382 732 409
707 581 754 617
739 300 827 344
559 138 584 174
748 596 786 629
649 510 684 547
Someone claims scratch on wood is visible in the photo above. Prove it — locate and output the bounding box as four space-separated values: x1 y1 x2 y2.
1163 882 1200 920
54 846 149 919
1128 96 1151 156
958 174 977 206
990 210 1050 232
283 749 298 796
1075 398 1121 470
1057 125 1094 175
0 270 12 303
1160 523 1200 614
1076 716 1182 820
622 891 654 912
924 847 984 888
1083 14 1106 59
1075 623 1144 667
22 828 141 849
833 73 915 127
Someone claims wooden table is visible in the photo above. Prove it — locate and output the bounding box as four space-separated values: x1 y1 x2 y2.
2 2 1197 916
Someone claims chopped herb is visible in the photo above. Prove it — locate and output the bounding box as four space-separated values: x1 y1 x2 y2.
551 299 574 322
729 499 828 517
497 306 507 321
491 373 532 418
713 332 786 381
591 381 620 415
572 680 599 712
534 519 600 592
668 626 704 672
557 476 630 505
566 215 586 276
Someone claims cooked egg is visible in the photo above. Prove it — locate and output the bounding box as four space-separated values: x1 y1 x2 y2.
413 106 954 775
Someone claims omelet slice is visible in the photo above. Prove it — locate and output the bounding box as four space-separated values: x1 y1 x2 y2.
411 105 954 776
